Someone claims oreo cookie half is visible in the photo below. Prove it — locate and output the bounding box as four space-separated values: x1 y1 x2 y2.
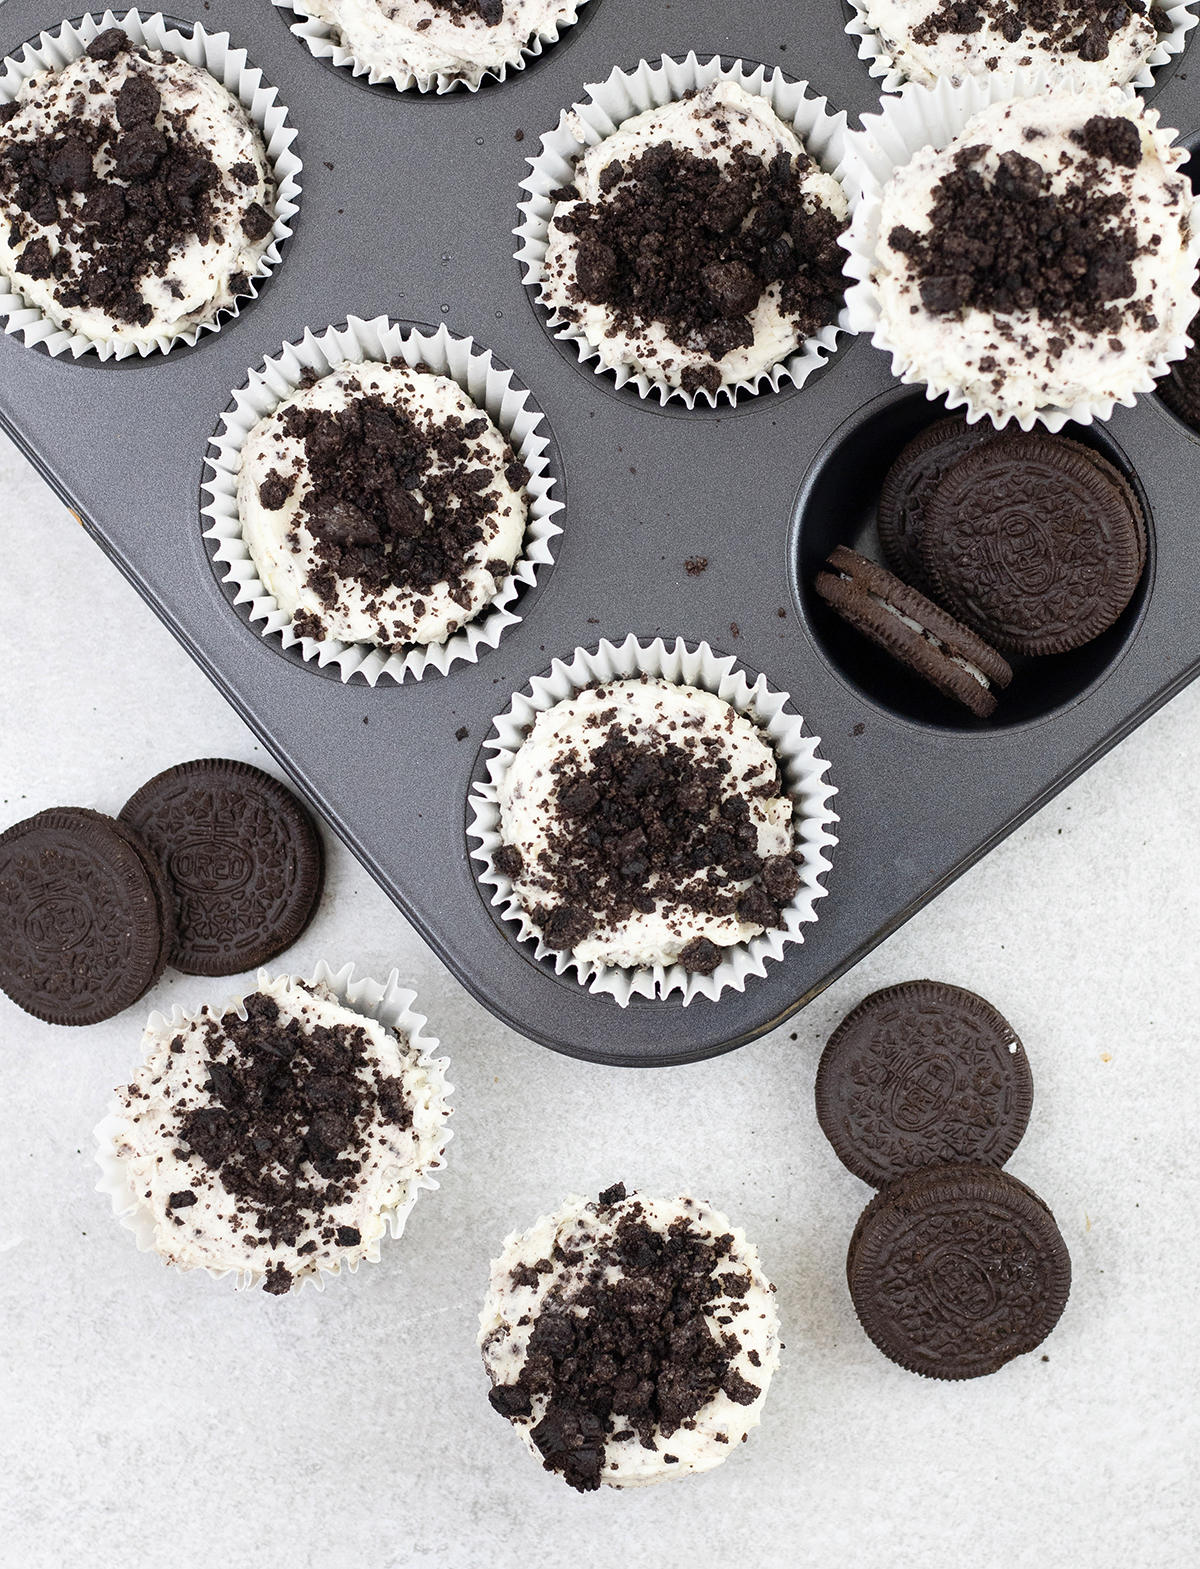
814 546 1013 718
120 760 323 976
877 416 997 594
922 434 1146 657
815 980 1033 1187
847 1164 1071 1380
0 808 170 1025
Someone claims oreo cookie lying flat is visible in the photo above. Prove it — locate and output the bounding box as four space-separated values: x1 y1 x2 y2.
816 981 1033 1186
847 1164 1071 1379
922 434 1146 657
120 760 323 976
877 416 997 594
0 808 172 1025
1157 327 1200 436
814 546 1013 718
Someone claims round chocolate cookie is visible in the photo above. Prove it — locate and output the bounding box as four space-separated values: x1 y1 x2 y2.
119 760 323 976
0 808 170 1025
847 1164 1071 1380
921 434 1146 657
814 546 1012 718
815 980 1033 1186
1156 328 1200 437
876 416 997 594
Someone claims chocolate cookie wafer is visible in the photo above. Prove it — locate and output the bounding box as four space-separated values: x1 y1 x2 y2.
0 808 170 1025
1156 324 1200 436
877 416 997 594
815 980 1033 1187
814 546 1012 718
847 1164 1071 1379
120 760 323 976
922 434 1146 657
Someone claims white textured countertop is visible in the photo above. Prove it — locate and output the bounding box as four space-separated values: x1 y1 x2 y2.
2 428 1198 1568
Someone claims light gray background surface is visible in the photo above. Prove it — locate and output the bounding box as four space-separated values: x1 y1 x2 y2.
2 428 1198 1567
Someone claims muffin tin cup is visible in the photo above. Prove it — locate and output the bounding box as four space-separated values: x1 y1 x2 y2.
201 314 563 685
467 633 840 1007
840 69 1200 431
843 0 1198 95
93 960 452 1294
514 51 854 409
0 9 302 362
272 0 593 95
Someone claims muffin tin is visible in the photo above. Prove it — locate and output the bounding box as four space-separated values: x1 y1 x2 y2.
1 0 1197 1067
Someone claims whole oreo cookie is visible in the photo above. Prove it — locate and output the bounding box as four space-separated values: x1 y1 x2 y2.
0 808 171 1025
815 980 1033 1186
847 1164 1071 1379
815 546 1012 718
922 434 1146 657
120 760 323 976
877 416 997 594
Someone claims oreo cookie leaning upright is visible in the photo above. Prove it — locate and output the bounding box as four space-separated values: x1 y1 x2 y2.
815 980 1033 1187
922 434 1146 657
0 807 172 1024
876 416 997 595
119 760 323 976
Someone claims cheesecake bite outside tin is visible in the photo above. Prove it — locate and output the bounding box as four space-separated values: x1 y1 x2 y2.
0 0 1198 1064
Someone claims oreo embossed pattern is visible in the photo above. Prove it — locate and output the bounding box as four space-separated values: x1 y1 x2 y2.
119 759 324 976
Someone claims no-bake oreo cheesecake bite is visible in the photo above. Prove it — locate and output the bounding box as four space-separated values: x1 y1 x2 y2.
237 360 529 653
102 972 451 1293
866 89 1199 422
854 0 1177 90
0 27 276 350
293 0 585 89
480 1184 781 1491
492 676 802 977
538 79 849 401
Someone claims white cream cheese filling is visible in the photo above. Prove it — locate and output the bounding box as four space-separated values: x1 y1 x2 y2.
540 81 848 391
479 1190 781 1488
496 678 796 969
237 361 527 649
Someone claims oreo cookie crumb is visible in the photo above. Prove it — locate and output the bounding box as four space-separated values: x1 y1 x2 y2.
684 556 708 575
912 0 1152 64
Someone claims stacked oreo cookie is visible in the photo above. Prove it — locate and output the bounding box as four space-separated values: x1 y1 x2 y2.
815 980 1070 1379
0 759 323 1024
815 418 1147 718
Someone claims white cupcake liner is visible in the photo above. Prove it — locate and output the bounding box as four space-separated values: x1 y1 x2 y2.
271 0 591 95
0 10 302 362
467 634 839 1007
513 52 854 410
201 315 563 685
844 0 1197 95
840 71 1200 431
93 960 452 1294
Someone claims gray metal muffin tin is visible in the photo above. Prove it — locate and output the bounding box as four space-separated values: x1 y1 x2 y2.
2 0 1197 1066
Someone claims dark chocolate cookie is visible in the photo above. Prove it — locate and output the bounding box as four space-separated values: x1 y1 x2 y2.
814 546 1012 718
877 416 997 593
0 808 169 1024
847 1164 1071 1379
1156 318 1200 436
815 980 1033 1186
922 434 1145 657
120 760 323 976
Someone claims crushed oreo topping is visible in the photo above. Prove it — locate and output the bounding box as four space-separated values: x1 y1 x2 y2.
911 0 1154 61
426 0 505 22
0 28 269 331
172 987 412 1256
489 1193 759 1493
277 382 523 643
888 129 1145 335
553 137 846 395
521 715 799 953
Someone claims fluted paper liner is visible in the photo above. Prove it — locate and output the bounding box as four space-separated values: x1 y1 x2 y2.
202 315 563 685
844 0 1197 95
272 0 592 94
468 635 839 1006
94 960 452 1294
514 52 854 409
840 71 1200 431
0 10 302 361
